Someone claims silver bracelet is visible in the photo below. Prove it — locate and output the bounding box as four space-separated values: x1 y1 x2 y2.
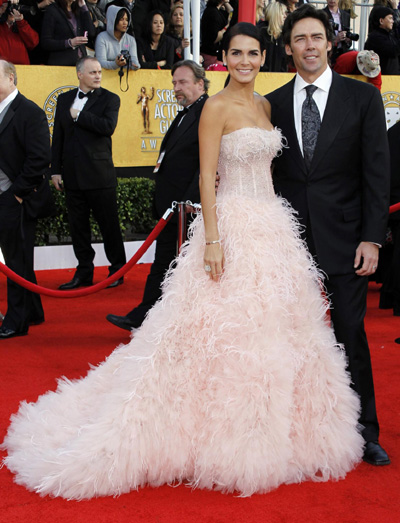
205 239 221 245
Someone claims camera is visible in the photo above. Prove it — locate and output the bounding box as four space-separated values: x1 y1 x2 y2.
5 2 37 17
330 20 339 32
343 26 359 42
119 49 131 64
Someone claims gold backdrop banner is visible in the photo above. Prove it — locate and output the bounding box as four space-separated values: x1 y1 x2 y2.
14 66 400 168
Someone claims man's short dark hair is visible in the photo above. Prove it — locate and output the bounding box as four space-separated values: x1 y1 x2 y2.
282 4 334 47
171 60 210 93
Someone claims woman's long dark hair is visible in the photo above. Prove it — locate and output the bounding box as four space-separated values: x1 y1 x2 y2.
143 10 166 45
55 0 79 19
222 22 265 86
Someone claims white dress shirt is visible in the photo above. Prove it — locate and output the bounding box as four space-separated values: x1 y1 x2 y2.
0 88 18 117
71 89 93 120
293 66 333 156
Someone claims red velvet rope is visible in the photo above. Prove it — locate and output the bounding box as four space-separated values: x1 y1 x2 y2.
1 202 400 298
389 202 400 214
0 215 171 298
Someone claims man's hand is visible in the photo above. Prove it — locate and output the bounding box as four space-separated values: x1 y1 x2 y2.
354 241 379 276
70 107 79 120
52 175 63 191
14 195 22 204
10 8 23 21
215 173 220 195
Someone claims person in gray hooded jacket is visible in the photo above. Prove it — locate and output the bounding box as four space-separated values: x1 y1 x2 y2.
95 5 140 69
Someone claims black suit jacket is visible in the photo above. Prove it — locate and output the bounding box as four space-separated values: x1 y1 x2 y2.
154 94 208 219
266 72 390 275
0 92 51 200
51 87 120 191
387 120 400 218
41 4 95 66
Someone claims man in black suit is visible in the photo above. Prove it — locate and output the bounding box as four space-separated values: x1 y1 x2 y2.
106 60 209 331
0 60 51 339
52 56 126 290
266 5 390 465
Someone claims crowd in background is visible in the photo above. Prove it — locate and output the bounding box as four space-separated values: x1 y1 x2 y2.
1 0 400 75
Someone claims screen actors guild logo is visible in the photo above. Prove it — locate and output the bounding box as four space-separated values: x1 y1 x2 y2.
382 91 400 130
43 86 76 139
137 86 155 134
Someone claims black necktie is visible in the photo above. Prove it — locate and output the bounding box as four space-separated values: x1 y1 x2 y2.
301 85 321 170
78 91 91 99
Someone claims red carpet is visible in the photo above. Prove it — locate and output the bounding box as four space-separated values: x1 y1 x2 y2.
0 266 399 523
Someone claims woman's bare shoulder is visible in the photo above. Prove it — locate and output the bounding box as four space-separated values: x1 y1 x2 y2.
255 93 272 121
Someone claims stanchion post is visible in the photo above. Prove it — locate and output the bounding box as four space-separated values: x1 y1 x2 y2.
183 0 191 60
177 202 187 253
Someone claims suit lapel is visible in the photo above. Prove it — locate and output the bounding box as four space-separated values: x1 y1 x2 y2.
0 93 21 136
309 72 351 174
81 87 101 113
59 8 77 37
164 108 195 151
162 95 207 153
272 79 307 176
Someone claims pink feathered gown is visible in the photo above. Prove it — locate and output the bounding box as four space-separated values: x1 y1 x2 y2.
1 128 364 499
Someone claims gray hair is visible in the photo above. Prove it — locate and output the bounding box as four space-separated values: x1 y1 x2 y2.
171 60 210 93
0 60 17 85
76 56 100 73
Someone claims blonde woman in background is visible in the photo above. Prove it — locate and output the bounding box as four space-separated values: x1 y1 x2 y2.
259 1 287 72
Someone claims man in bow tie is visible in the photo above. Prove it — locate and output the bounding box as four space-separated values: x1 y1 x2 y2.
52 56 126 290
266 5 391 466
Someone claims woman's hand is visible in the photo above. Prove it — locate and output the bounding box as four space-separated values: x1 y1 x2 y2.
181 37 190 49
157 60 167 67
204 243 224 282
115 54 126 67
70 35 88 47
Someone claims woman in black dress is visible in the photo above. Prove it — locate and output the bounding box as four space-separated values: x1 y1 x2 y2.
136 9 175 70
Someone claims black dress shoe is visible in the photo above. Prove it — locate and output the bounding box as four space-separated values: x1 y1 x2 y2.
106 277 124 289
0 326 28 339
58 276 93 290
363 441 390 466
106 314 137 332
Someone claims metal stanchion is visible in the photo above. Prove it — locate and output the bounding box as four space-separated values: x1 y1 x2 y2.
175 200 202 253
177 201 187 253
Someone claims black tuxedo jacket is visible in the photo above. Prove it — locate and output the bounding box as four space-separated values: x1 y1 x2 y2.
51 87 120 191
0 92 51 200
41 4 95 66
154 94 208 218
266 72 390 275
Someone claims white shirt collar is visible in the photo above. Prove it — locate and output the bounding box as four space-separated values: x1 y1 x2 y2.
294 66 333 95
0 88 18 115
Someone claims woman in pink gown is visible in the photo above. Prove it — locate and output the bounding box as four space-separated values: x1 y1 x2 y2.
1 23 364 499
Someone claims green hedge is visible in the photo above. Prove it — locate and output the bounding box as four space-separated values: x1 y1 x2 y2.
35 178 156 246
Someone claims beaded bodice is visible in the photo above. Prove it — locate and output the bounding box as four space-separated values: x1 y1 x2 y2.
217 127 283 202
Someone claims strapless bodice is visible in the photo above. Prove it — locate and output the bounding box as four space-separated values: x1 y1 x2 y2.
217 127 284 202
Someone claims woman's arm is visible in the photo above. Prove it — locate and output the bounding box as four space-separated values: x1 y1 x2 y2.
198 97 226 281
128 36 141 70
